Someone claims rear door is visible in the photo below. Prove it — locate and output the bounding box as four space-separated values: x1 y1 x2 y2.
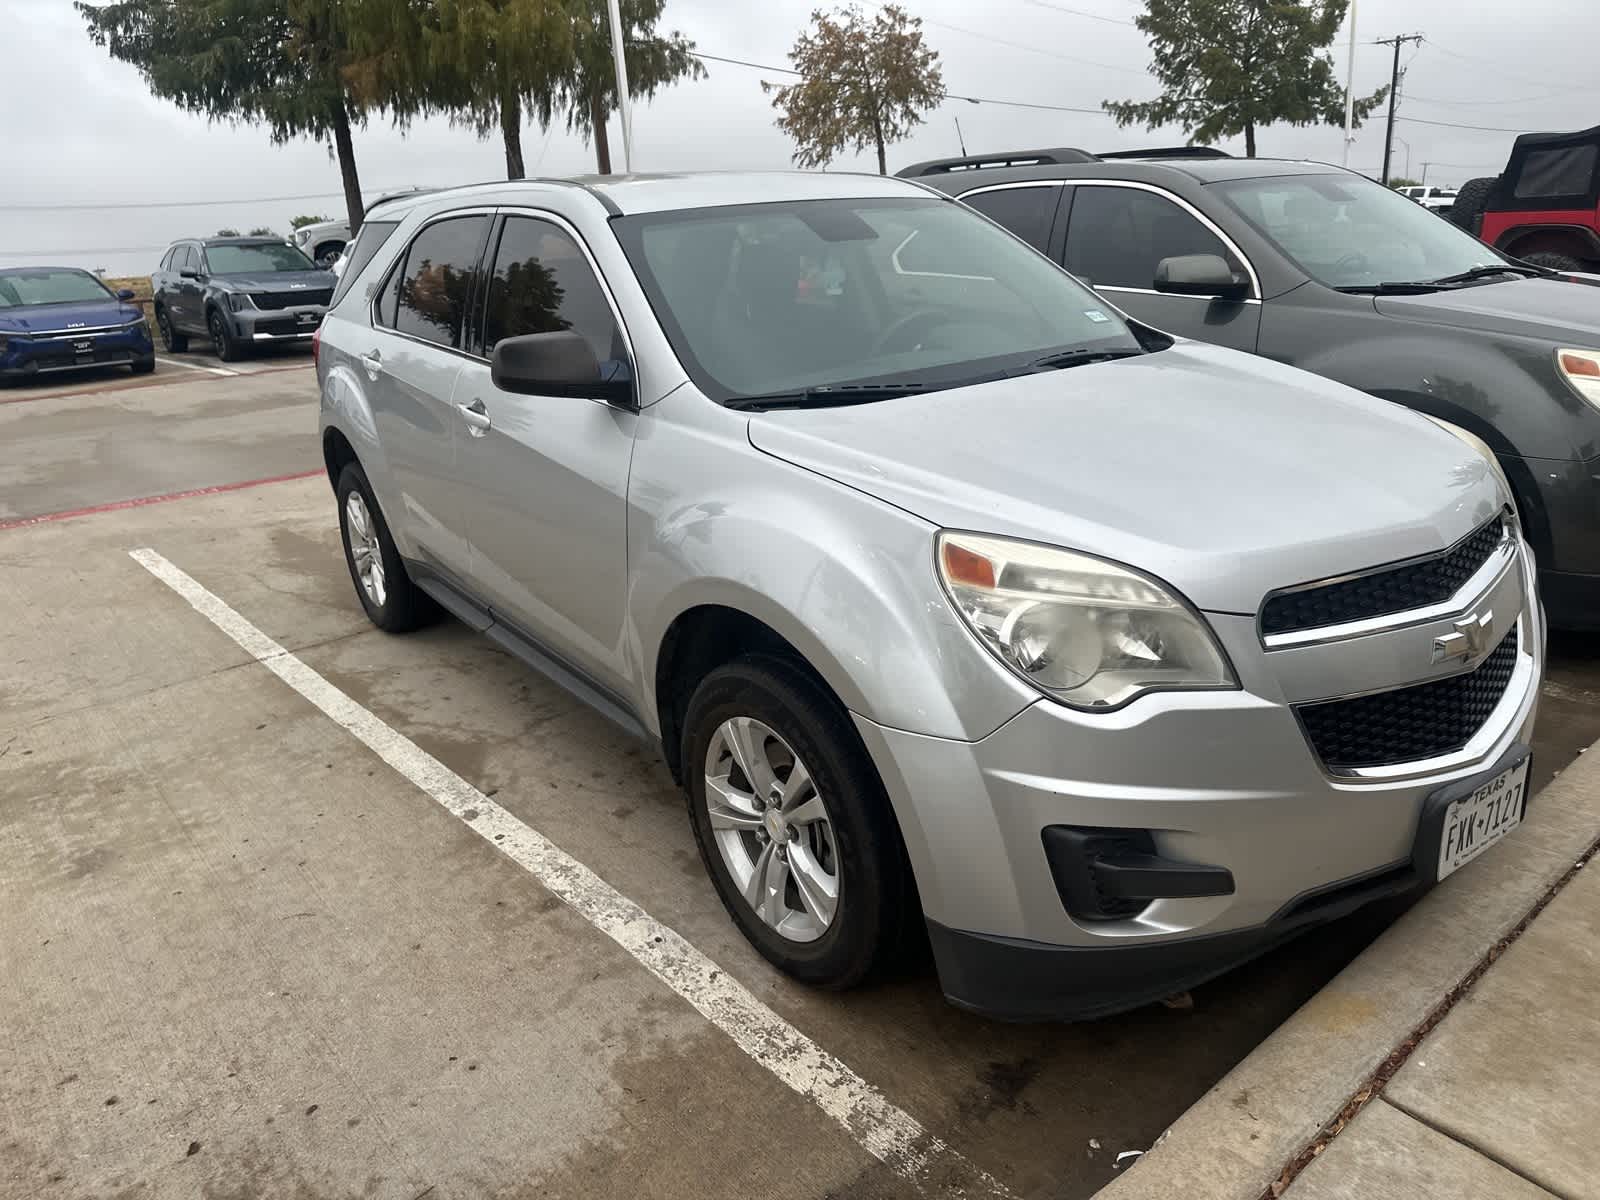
452 211 637 695
362 211 493 579
1059 182 1263 353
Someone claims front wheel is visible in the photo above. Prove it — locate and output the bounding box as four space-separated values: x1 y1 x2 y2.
130 355 155 375
208 309 242 362
157 307 187 353
682 656 911 989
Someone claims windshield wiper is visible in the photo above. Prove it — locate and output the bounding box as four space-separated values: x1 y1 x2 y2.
1025 348 1145 372
1334 281 1443 295
1427 263 1548 285
724 382 935 412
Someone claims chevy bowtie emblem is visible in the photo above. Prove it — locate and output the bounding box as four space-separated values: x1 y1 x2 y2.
1433 610 1493 665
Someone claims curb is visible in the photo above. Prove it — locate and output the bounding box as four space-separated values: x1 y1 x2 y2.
1097 736 1600 1200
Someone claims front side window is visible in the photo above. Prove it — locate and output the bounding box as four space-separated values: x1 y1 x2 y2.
177 245 199 274
0 268 114 308
204 242 317 275
384 216 490 348
613 197 1142 403
961 186 1061 252
1214 173 1511 289
482 216 622 366
1063 186 1238 290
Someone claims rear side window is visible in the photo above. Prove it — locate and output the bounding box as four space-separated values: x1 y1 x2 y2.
962 186 1060 252
1514 145 1599 199
381 215 490 348
159 248 174 271
330 219 399 308
1063 186 1235 290
481 216 622 363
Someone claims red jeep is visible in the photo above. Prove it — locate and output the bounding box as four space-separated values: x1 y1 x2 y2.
1450 125 1600 272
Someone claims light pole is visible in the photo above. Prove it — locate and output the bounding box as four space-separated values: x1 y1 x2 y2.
1394 135 1411 180
1341 0 1358 167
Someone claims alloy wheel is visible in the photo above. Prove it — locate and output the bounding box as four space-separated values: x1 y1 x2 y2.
702 717 840 943
344 491 386 608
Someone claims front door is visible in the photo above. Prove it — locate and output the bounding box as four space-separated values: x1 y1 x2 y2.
363 212 493 579
1061 183 1263 353
455 213 636 694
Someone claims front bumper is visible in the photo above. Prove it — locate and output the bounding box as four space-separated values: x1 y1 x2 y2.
0 326 152 376
224 306 325 342
856 544 1544 1020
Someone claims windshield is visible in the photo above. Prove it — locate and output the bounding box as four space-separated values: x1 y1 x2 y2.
1213 173 1511 289
0 269 114 308
613 197 1143 402
204 242 317 275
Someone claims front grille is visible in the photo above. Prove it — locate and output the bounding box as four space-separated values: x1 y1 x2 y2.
1262 516 1505 636
252 288 332 310
1297 629 1519 769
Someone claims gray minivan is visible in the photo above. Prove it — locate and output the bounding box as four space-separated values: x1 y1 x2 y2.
317 172 1541 1019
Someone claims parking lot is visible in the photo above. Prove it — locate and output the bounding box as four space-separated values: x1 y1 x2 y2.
6 355 1600 1199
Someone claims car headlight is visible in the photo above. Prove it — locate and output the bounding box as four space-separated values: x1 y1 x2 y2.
936 532 1235 711
226 292 256 312
1419 413 1514 503
1557 348 1600 408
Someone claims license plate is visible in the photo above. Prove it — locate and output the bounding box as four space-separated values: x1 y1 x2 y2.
74 340 92 354
1438 757 1529 881
297 312 319 326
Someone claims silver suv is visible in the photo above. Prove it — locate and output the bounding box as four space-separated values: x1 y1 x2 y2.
317 172 1543 1019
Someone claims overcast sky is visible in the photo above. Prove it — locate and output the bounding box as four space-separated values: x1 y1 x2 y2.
6 0 1598 276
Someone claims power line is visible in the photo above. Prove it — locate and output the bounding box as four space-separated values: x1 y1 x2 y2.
1396 115 1530 133
1020 0 1139 29
0 188 352 214
1423 37 1600 96
921 17 1148 74
688 50 1114 115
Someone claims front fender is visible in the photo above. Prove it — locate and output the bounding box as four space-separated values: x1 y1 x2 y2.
626 393 1037 744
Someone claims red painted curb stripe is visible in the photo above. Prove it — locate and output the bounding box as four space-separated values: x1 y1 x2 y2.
0 469 325 532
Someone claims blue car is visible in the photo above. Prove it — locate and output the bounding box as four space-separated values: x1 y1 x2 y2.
0 266 155 381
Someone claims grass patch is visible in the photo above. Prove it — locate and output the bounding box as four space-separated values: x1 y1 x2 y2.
103 275 158 340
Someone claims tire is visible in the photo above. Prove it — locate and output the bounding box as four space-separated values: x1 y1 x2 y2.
681 655 911 989
1448 176 1498 234
335 463 440 633
1519 251 1587 273
156 306 188 353
208 308 242 362
130 355 155 375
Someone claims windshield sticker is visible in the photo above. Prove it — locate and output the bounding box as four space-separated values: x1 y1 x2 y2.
1083 309 1111 323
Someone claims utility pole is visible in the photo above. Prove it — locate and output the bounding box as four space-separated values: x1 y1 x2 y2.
1374 33 1422 186
1421 161 1432 185
1341 0 1358 167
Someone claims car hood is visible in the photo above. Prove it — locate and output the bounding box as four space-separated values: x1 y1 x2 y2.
0 298 142 334
212 270 336 292
746 343 1504 614
1374 276 1600 342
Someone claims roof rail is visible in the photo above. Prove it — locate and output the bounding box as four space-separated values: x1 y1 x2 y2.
895 147 1096 177
363 187 439 219
1096 146 1232 160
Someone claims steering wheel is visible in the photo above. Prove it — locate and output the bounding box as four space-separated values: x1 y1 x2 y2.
872 308 953 356
1333 251 1370 278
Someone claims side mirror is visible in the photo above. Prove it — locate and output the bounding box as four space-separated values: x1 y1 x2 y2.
1154 254 1250 301
116 288 136 301
491 331 634 407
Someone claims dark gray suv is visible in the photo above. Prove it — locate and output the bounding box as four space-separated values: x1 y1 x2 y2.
906 149 1600 628
151 237 335 361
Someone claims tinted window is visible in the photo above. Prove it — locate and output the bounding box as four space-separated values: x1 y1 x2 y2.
1064 187 1235 289
205 242 316 274
330 219 399 308
159 248 174 271
613 197 1141 402
1214 173 1509 289
176 245 196 273
482 217 621 363
1514 145 1598 199
387 216 489 348
962 186 1060 252
0 269 113 307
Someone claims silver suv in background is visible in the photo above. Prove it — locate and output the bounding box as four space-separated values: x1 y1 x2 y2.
316 173 1542 1019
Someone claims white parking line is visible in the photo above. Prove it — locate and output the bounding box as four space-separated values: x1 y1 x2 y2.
129 547 1011 1199
156 355 238 377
